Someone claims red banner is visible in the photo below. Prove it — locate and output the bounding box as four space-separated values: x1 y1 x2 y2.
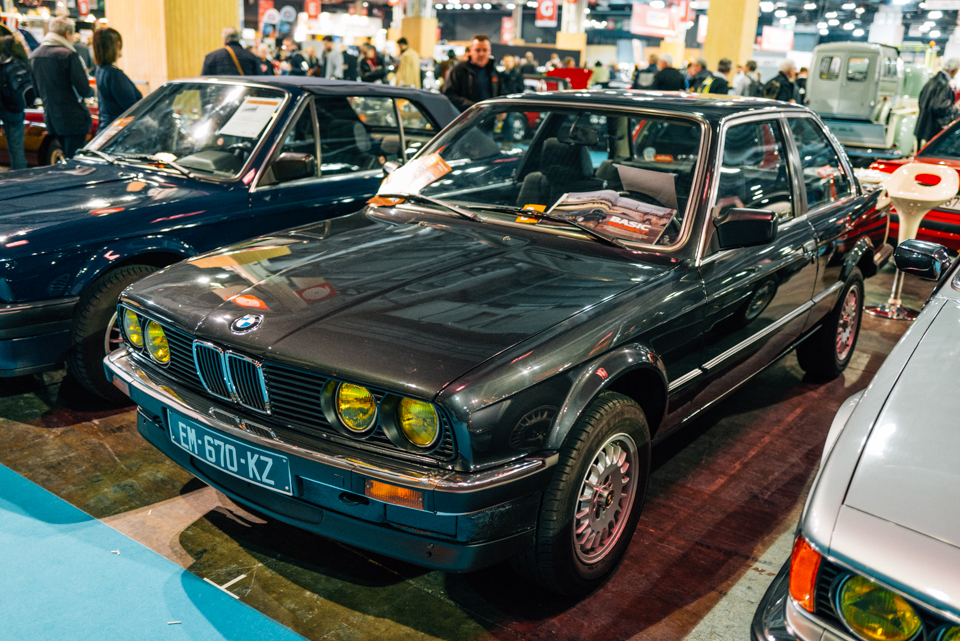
258 0 275 25
77 0 89 17
535 0 557 27
305 0 320 18
630 4 680 38
759 25 794 52
501 16 515 43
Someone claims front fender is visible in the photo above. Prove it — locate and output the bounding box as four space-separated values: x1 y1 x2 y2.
69 235 197 295
841 236 874 282
545 343 667 450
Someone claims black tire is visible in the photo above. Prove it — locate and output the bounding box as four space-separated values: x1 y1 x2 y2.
67 265 157 403
797 268 864 380
42 137 64 165
510 391 651 596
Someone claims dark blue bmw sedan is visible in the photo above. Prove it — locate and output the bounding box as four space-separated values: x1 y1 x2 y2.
0 76 457 401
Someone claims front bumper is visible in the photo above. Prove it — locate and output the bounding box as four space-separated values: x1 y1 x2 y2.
0 297 78 376
104 348 557 572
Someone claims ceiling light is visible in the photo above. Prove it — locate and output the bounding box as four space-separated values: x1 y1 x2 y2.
855 6 864 12
893 0 909 5
853 28 864 36
825 11 837 18
842 2 855 8
482 2 491 7
775 9 787 17
820 28 829 35
804 2 816 8
924 20 936 26
828 18 840 25
920 23 931 30
649 0 665 7
759 1 775 12
817 21 827 28
584 6 590 12
929 10 942 18
931 29 941 37
843 22 854 29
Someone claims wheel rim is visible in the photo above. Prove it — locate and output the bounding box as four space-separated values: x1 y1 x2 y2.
745 281 776 321
573 433 639 564
50 148 65 164
836 285 860 362
104 311 123 356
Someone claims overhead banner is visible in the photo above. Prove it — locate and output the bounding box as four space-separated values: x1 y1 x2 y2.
697 14 707 43
759 25 794 52
305 0 320 18
630 4 681 39
501 16 515 43
535 0 557 28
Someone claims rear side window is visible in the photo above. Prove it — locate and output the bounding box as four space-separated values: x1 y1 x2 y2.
847 57 870 82
314 95 402 176
788 118 854 209
820 56 841 80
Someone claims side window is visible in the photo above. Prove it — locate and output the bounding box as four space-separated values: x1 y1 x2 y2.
847 57 870 82
266 103 318 184
314 96 401 177
716 120 794 223
820 56 840 80
788 118 853 209
396 98 436 159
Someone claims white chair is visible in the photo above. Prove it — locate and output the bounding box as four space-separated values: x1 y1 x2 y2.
867 162 960 320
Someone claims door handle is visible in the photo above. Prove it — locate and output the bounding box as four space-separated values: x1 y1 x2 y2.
802 240 817 259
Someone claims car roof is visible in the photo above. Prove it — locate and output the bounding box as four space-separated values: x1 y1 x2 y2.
494 89 810 121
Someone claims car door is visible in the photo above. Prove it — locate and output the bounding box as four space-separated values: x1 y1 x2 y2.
785 114 863 329
247 94 399 236
693 116 818 404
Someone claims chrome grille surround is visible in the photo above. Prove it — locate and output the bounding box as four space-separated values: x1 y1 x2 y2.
192 341 233 402
192 340 270 415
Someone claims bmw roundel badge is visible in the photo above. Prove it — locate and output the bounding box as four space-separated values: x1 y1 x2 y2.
231 314 263 333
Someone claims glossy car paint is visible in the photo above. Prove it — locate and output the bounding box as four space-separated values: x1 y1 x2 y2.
107 93 889 570
753 259 960 640
0 77 458 376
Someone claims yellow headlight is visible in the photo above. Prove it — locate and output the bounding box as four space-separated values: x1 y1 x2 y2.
122 309 143 348
837 575 921 641
398 398 439 447
336 383 377 432
940 628 960 641
145 321 169 364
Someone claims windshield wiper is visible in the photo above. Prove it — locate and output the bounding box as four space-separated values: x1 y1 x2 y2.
376 192 481 222
76 148 121 165
116 153 192 178
476 204 629 250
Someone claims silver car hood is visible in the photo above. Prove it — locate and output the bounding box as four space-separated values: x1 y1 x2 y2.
843 298 960 549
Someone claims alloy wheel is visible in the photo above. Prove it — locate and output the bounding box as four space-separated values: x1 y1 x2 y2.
836 285 860 361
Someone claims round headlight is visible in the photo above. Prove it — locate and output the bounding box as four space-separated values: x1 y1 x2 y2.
122 309 143 348
144 321 169 364
398 398 439 447
837 575 922 641
336 383 377 432
939 628 960 641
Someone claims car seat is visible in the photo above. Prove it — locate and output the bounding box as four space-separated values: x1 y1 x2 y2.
323 119 380 171
516 137 602 208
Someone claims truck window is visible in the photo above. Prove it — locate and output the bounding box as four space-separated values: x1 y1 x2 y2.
820 56 841 80
847 57 870 82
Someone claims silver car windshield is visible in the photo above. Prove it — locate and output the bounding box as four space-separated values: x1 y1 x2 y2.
379 103 704 247
87 82 287 178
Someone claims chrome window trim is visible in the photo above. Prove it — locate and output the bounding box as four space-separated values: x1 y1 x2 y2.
89 78 291 185
225 350 272 415
667 368 703 393
783 111 861 199
405 98 713 254
702 300 814 371
250 93 314 192
192 340 235 403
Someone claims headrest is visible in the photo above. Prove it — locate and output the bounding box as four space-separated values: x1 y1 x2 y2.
326 119 371 153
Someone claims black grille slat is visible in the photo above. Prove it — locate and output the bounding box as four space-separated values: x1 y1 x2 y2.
226 355 268 413
194 343 230 399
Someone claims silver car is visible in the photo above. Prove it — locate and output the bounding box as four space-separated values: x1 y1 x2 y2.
753 239 960 641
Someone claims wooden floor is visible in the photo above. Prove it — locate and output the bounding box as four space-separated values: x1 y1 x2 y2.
0 263 932 641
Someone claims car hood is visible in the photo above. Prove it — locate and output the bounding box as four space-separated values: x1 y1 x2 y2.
843 298 960 550
127 212 671 399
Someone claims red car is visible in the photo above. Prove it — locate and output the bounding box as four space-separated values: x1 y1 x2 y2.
870 119 960 250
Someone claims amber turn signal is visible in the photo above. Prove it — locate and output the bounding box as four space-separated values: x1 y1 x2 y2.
364 479 424 510
789 535 822 613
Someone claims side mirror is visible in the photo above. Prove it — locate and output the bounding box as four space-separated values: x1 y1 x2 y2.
273 152 316 183
894 239 952 281
382 160 402 176
715 208 779 250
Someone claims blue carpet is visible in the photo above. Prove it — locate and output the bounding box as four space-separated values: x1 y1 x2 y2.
0 464 305 640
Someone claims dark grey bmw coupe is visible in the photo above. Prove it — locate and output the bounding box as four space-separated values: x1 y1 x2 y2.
105 91 889 595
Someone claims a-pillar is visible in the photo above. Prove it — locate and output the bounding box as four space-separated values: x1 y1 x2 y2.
557 0 587 65
401 0 437 59
702 0 760 73
106 0 240 92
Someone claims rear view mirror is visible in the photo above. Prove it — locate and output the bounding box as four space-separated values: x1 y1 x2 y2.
715 208 779 249
894 239 952 281
273 152 316 183
383 160 402 176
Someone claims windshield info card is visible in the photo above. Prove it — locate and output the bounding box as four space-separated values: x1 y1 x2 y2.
547 189 677 244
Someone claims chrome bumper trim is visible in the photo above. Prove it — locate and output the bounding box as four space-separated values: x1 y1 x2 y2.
105 348 556 493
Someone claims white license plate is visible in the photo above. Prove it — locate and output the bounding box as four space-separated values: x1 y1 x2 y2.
939 196 960 213
169 411 293 495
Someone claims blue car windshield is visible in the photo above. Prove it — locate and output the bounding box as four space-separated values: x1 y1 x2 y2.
88 82 287 178
379 103 704 247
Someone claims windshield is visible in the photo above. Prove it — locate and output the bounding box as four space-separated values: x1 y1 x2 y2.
919 122 960 159
86 82 287 178
378 103 703 247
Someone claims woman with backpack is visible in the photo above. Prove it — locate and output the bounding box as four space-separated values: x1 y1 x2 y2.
92 28 141 134
0 33 31 170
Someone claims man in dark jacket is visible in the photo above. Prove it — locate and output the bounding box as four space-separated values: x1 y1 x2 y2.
281 37 309 76
649 53 685 91
917 58 960 146
687 58 712 92
201 27 259 76
442 35 499 112
696 58 731 95
28 16 92 159
357 43 386 82
763 59 797 103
